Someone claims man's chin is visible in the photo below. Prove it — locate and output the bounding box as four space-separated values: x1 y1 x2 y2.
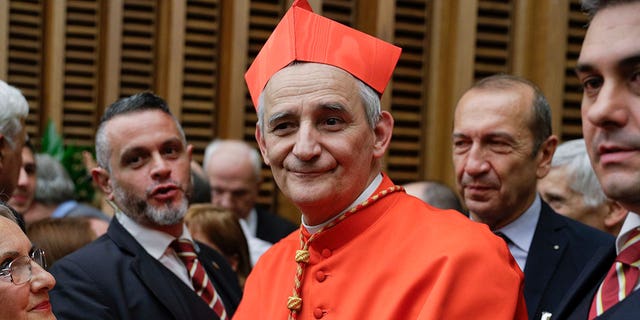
145 202 188 226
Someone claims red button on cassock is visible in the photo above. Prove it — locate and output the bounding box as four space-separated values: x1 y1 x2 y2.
314 308 324 319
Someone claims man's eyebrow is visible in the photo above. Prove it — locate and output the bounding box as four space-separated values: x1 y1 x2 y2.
120 146 146 156
267 111 293 126
0 251 20 261
576 54 640 74
452 133 467 140
575 62 594 74
618 54 640 70
320 103 346 112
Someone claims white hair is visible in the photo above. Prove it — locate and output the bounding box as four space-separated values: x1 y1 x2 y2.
551 139 607 207
203 139 262 182
34 153 76 205
0 80 29 150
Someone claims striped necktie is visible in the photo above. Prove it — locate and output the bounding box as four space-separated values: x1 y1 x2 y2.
589 228 640 319
171 239 227 320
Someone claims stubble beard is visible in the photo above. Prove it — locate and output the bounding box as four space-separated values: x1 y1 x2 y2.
111 180 190 226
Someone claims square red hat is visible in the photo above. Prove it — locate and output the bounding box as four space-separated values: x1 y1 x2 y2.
244 0 402 109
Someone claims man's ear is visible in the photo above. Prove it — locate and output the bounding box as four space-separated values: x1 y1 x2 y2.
255 125 270 166
536 135 558 179
372 111 394 159
92 167 114 200
604 201 628 231
186 144 193 162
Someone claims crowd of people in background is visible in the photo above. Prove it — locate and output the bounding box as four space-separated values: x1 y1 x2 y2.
1 0 639 319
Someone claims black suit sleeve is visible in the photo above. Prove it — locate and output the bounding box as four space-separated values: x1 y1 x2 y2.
50 257 117 320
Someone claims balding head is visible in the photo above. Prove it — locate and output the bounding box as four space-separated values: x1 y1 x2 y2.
203 140 262 220
404 181 465 213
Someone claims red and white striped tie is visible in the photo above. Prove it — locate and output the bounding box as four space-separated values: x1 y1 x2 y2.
589 228 640 319
172 239 227 320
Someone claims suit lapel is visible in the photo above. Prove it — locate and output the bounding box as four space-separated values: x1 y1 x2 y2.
554 245 616 320
131 254 192 319
108 218 219 320
524 204 568 318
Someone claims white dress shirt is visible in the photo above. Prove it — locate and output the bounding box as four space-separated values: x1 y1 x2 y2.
115 210 196 289
494 194 541 271
615 212 640 291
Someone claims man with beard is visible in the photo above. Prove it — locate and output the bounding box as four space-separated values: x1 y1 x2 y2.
49 93 241 319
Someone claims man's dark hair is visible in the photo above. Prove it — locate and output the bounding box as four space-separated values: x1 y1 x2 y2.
582 0 640 18
95 92 186 171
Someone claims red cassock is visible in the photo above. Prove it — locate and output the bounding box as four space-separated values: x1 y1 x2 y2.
234 175 527 319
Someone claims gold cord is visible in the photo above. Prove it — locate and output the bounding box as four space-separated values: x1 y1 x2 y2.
287 185 404 319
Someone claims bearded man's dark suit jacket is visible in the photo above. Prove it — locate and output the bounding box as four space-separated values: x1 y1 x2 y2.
255 207 298 243
49 217 242 320
519 201 614 320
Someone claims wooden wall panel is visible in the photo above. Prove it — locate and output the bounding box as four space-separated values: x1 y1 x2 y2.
388 0 431 184
7 0 45 141
323 0 355 26
0 1 8 79
181 0 221 163
245 0 288 211
561 0 588 141
474 0 514 80
62 0 101 147
119 0 158 97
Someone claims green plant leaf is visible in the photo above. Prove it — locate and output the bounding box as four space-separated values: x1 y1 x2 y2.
41 119 64 161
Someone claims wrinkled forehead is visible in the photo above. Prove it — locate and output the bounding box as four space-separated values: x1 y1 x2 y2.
104 111 184 157
457 86 532 117
263 63 359 104
266 63 356 90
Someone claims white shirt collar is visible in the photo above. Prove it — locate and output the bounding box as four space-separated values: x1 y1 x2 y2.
115 209 195 259
494 194 541 270
240 208 258 237
616 212 640 254
303 173 383 234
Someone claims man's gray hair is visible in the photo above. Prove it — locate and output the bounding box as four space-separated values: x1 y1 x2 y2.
34 153 76 205
203 139 262 182
0 80 29 150
551 139 607 207
256 63 382 133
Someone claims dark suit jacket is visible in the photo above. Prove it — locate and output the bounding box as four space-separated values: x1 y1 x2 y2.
523 201 614 320
49 218 242 320
255 207 298 244
552 238 636 319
